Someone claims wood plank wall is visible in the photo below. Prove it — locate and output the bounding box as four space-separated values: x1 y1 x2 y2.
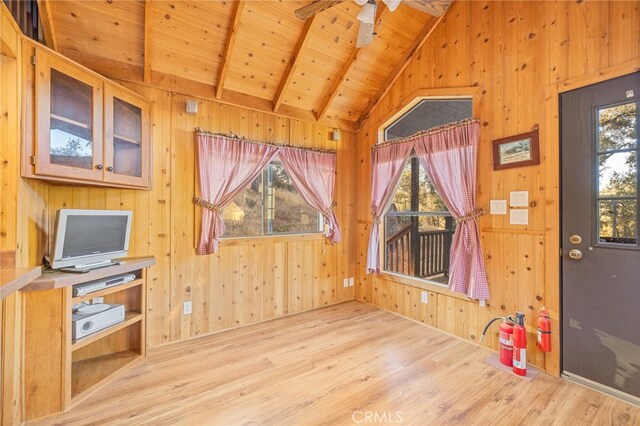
355 0 640 375
1 4 23 425
16 68 357 350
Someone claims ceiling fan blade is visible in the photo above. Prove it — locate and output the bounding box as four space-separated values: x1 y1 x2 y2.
356 22 374 48
403 0 452 17
294 0 345 20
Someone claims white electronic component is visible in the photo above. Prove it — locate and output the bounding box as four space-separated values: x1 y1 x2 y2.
72 273 136 297
72 303 125 340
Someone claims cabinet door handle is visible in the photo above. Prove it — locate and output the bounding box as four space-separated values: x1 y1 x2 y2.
96 164 103 170
107 166 114 172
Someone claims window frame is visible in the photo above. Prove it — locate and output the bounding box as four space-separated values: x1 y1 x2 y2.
375 87 480 296
220 156 325 241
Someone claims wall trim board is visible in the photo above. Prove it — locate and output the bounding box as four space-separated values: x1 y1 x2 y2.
377 272 471 303
481 228 545 237
556 59 640 94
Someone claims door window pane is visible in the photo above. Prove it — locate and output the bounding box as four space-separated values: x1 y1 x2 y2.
598 102 637 151
598 152 637 197
598 200 637 245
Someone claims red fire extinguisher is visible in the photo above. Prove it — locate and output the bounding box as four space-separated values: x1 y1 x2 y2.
512 312 527 376
537 306 552 352
480 316 514 367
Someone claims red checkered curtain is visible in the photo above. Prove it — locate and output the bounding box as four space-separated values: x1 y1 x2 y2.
194 132 278 254
366 141 413 273
413 120 490 300
278 148 341 243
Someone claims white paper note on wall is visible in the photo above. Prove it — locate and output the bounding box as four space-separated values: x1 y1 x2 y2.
510 209 529 225
510 191 529 207
490 200 507 215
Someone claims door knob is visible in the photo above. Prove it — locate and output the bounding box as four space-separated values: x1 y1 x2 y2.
568 249 583 260
569 234 582 245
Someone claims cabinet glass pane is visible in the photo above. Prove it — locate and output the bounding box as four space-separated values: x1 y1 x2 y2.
112 98 142 178
50 69 93 169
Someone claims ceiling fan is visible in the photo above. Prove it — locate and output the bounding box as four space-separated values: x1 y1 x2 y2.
294 0 449 47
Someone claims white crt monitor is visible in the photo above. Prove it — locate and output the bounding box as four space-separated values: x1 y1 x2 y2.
51 209 133 270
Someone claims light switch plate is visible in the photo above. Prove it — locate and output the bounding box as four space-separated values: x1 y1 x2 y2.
510 209 529 225
510 191 529 207
490 200 507 215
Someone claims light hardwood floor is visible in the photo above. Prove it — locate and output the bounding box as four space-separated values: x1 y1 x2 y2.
34 301 639 426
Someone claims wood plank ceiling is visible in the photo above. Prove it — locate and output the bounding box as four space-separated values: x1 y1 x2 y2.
40 0 451 128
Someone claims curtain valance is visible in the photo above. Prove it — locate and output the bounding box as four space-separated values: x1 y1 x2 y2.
194 130 341 255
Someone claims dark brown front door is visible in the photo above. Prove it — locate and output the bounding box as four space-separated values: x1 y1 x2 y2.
561 72 640 403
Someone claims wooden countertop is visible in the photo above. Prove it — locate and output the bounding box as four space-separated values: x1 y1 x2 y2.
1 267 42 299
21 256 156 292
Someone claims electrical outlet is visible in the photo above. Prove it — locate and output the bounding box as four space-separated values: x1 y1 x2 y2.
348 277 354 287
421 291 428 304
183 301 192 315
92 297 104 304
343 278 349 288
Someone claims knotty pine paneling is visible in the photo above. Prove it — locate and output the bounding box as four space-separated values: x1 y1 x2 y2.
355 0 640 374
15 71 357 351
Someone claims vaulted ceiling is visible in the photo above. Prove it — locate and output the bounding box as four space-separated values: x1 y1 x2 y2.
38 0 452 129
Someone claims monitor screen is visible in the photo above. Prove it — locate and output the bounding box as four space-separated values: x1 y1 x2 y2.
62 215 129 258
51 209 132 269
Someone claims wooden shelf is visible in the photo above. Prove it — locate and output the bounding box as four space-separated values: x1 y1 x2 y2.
22 256 155 291
0 266 41 300
113 133 140 144
71 278 143 304
71 350 141 398
23 259 151 421
50 113 90 129
71 312 142 351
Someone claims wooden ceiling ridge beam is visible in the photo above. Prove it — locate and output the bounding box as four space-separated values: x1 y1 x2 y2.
356 3 453 129
315 4 388 121
216 0 246 100
143 0 153 83
273 15 318 113
36 0 57 50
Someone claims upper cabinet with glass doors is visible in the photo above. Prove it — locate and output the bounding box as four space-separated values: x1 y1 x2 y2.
26 46 151 189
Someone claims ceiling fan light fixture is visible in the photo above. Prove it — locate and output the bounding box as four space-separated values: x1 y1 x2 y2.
354 0 369 5
356 2 376 24
382 0 401 12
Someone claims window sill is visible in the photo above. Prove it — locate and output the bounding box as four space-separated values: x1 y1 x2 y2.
378 271 473 302
221 232 326 247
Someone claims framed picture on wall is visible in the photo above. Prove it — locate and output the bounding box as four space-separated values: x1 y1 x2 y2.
492 129 540 170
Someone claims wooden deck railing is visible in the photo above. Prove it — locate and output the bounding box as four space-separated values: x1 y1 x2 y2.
385 226 454 278
386 225 412 275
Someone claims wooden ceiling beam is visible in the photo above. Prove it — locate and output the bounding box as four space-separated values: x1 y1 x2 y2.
315 4 387 121
143 0 153 83
36 0 57 50
356 7 451 129
405 0 451 17
216 0 245 100
273 15 317 113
